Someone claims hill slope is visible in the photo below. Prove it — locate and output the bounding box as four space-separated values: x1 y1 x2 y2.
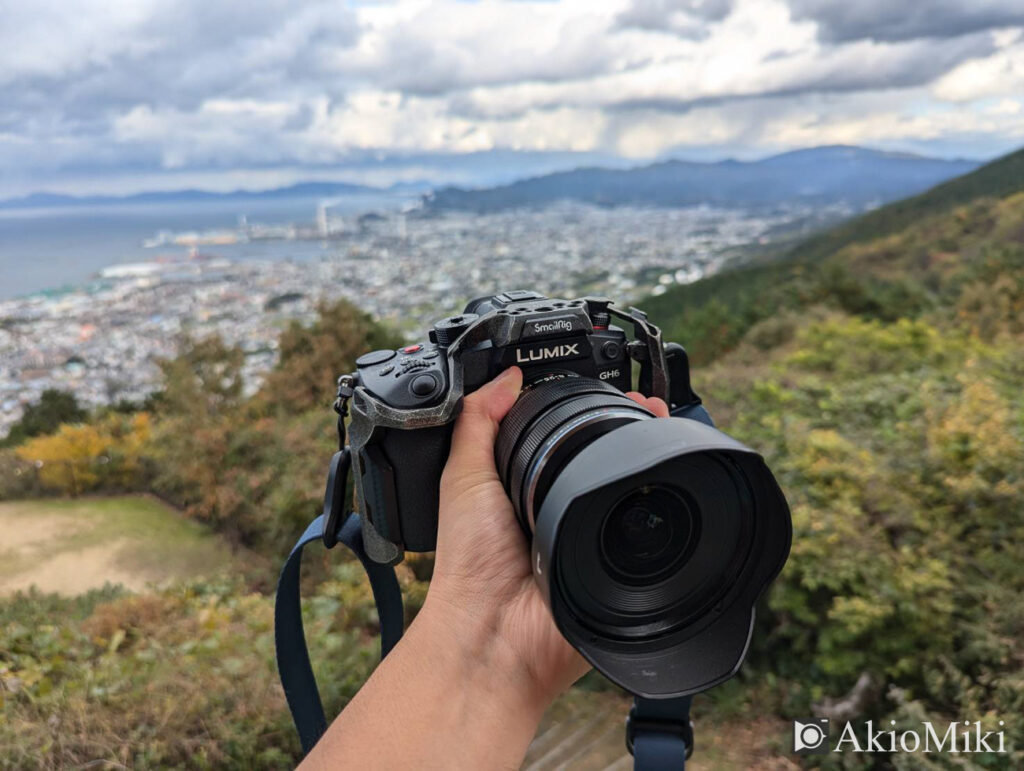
643 144 1024 363
786 145 1024 263
423 146 978 212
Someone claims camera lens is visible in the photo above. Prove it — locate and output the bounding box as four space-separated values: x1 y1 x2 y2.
495 374 791 697
599 486 697 584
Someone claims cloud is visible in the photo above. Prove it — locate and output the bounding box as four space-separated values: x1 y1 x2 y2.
616 0 735 39
932 35 1024 101
0 0 1022 197
787 0 1024 43
342 1 633 95
0 0 360 117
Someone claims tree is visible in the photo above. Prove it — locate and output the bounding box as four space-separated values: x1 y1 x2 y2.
155 335 245 420
13 413 152 495
258 299 403 414
2 389 87 447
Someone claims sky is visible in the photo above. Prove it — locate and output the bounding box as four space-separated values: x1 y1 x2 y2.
2 0 1023 198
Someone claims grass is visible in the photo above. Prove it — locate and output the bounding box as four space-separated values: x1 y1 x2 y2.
0 495 246 595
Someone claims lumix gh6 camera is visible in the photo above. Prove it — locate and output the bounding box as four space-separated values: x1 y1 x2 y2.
342 290 791 698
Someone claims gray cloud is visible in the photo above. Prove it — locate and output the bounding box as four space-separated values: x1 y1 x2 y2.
358 13 631 96
616 0 735 39
0 1 360 117
787 0 1024 42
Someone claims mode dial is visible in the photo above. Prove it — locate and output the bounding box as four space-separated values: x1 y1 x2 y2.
433 313 478 347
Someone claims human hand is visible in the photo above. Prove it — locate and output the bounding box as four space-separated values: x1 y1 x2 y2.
423 366 670 712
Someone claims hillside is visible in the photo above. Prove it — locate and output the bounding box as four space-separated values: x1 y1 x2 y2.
643 144 1024 363
0 496 246 595
645 144 1024 766
785 145 1024 263
423 145 978 213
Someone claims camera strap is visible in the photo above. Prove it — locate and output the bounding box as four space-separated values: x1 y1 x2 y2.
629 695 694 769
276 504 696 769
275 505 405 754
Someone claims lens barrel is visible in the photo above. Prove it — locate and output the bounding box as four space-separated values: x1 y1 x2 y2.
496 377 654 532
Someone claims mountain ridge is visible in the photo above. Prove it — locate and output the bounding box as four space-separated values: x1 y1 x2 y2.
1 146 981 211
0 180 398 210
786 145 1024 262
422 145 980 213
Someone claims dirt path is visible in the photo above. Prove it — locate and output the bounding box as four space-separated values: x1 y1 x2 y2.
0 496 240 596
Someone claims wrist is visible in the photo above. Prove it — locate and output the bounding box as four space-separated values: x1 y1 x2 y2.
304 583 550 770
416 590 555 719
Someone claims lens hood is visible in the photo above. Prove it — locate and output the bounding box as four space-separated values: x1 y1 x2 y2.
532 417 791 698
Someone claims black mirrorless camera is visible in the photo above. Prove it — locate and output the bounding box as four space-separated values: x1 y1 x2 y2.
342 290 791 698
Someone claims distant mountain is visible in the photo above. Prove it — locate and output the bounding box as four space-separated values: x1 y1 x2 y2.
422 146 980 213
0 181 385 209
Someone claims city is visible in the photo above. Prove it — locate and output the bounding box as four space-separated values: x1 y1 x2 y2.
0 201 846 436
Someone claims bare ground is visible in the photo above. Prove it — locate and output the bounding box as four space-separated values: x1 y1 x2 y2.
0 496 239 596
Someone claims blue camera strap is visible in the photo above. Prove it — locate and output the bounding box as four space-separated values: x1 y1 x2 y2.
275 509 404 754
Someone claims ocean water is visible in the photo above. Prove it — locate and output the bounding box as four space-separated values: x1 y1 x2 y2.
0 192 410 300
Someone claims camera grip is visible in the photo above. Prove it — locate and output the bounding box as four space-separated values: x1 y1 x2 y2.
358 423 453 553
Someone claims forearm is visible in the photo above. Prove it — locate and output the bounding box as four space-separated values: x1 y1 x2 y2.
300 597 549 770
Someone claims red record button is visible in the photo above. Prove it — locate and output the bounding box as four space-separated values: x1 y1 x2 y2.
402 344 422 354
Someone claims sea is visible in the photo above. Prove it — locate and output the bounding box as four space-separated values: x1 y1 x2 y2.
0 192 412 300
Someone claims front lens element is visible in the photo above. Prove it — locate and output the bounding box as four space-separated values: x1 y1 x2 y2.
599 486 696 584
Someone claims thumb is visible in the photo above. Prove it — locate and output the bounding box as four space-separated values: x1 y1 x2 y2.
442 366 523 494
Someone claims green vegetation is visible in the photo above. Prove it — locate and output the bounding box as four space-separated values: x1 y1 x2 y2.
0 389 86 448
2 147 1024 767
0 573 401 769
787 146 1024 264
701 318 1023 766
641 146 1024 767
645 179 1024 365
145 302 403 552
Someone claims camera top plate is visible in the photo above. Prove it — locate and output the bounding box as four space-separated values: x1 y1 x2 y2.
356 343 449 410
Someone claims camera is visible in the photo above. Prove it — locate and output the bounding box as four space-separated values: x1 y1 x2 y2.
342 290 791 697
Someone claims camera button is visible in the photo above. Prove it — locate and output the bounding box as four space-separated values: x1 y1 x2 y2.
422 351 439 359
378 365 394 376
410 374 438 397
402 344 422 354
356 349 396 367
